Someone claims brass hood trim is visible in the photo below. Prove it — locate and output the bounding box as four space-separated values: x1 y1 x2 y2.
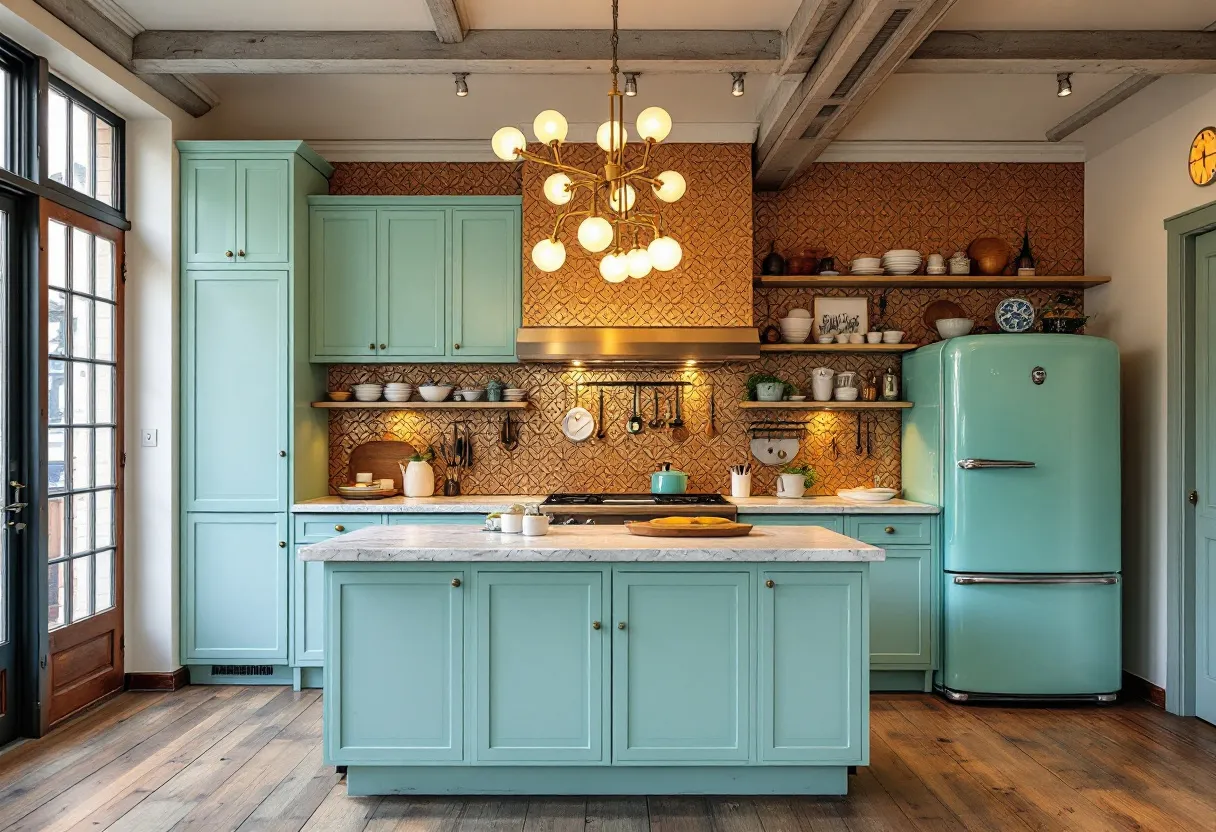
516 327 761 365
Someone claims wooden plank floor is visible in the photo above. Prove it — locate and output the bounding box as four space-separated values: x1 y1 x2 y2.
2 687 1215 831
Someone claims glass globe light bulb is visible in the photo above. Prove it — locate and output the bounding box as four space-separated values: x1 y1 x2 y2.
648 236 683 271
652 170 687 203
636 107 672 142
608 183 637 213
596 121 628 152
577 216 614 253
543 173 573 206
531 238 566 273
600 252 630 283
532 110 569 144
491 126 526 161
626 247 652 278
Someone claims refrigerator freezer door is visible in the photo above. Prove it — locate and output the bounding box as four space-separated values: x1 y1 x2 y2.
943 335 1120 574
943 574 1121 697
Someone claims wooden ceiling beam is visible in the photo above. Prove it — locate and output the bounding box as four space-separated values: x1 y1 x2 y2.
780 0 853 75
131 29 783 74
902 30 1216 74
423 0 467 44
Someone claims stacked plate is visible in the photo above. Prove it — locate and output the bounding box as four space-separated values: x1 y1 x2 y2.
352 383 384 402
384 383 413 402
881 249 922 275
503 388 528 402
850 256 883 275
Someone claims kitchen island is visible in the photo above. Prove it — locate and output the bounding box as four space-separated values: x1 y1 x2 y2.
301 524 882 796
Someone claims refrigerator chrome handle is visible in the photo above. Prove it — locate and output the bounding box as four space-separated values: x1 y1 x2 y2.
957 458 1037 470
953 575 1119 586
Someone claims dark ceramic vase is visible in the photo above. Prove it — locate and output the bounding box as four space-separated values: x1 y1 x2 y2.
761 242 786 275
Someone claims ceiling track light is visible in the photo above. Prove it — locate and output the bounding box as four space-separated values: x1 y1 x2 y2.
624 72 638 97
1056 72 1072 97
454 72 469 97
731 72 745 97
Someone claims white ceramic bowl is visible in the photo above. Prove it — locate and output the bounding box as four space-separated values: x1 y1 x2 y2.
418 384 454 402
354 387 384 402
885 249 920 257
834 387 859 401
785 307 811 319
935 318 975 338
817 335 835 344
383 392 412 402
459 388 485 401
882 330 905 344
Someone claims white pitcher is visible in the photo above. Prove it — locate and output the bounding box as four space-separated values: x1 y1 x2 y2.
400 460 435 498
810 367 835 402
776 473 807 499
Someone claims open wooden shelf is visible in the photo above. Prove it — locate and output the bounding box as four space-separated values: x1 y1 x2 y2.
740 401 913 411
312 401 530 410
760 343 918 354
754 275 1110 290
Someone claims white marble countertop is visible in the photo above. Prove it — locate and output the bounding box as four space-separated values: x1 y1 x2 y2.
299 523 884 563
291 495 939 515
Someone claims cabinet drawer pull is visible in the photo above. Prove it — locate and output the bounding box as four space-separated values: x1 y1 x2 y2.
884 526 896 534
278 541 286 548
451 578 462 588
592 621 601 630
334 524 345 532
225 250 233 258
765 579 775 588
617 621 626 630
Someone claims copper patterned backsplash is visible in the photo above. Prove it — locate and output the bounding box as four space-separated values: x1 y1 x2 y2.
327 361 900 497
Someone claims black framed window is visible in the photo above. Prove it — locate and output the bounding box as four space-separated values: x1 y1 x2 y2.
45 79 123 215
0 36 38 180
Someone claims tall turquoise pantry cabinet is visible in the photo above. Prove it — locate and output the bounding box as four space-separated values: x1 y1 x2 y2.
179 142 332 684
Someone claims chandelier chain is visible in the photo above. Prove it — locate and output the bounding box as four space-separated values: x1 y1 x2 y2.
610 0 619 79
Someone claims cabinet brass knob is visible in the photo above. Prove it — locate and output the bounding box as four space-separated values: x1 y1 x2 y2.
379 343 386 350
617 622 626 630
279 450 287 457
592 621 601 630
453 343 461 350
451 578 462 587
765 579 775 588
369 343 376 350
237 250 245 257
225 250 233 258
335 524 345 532
278 541 286 548
884 526 896 534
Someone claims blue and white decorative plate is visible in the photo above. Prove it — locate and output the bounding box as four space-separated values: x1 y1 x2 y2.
996 297 1036 333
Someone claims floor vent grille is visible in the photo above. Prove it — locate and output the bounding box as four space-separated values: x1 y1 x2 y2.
210 665 275 677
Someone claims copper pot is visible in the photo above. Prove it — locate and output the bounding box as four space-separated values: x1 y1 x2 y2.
968 237 1012 276
786 249 822 275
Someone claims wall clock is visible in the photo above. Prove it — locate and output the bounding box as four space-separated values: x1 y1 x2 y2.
1190 127 1216 186
996 297 1036 333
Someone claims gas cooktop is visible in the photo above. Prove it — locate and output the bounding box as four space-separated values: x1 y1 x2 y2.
541 493 736 524
543 493 731 506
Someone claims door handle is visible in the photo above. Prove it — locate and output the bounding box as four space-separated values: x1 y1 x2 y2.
4 480 26 514
953 575 1119 586
957 459 1036 470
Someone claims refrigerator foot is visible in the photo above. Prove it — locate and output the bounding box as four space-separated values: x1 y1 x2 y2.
942 688 970 702
941 687 1121 705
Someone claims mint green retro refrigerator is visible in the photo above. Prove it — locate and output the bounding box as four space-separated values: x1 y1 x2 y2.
902 335 1121 703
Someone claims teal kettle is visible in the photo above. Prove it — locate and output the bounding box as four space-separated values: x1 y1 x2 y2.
650 463 688 494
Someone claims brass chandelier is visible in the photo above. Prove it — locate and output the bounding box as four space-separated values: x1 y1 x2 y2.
490 0 686 282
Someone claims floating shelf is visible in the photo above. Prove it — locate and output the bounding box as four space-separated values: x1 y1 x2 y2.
312 401 530 410
760 343 919 354
754 275 1110 290
740 401 913 411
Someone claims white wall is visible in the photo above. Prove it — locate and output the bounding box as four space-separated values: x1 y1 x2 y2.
1082 75 1216 687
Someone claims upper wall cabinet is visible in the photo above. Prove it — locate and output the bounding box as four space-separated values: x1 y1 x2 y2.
309 197 522 363
184 157 291 266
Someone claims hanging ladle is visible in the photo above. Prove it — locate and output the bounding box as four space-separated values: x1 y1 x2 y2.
627 385 644 435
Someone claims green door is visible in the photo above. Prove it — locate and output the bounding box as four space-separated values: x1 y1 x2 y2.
326 568 465 764
1195 229 1216 724
182 513 288 662
182 271 288 512
310 208 378 360
758 570 865 764
236 159 290 264
612 571 750 763
449 208 520 360
379 209 446 358
183 158 236 264
868 549 931 668
475 571 608 763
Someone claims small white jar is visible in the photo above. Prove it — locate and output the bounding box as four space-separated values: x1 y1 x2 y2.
500 513 524 534
522 515 550 536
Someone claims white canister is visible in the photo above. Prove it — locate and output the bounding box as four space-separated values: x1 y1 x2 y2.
500 513 524 534
522 514 550 536
810 367 835 402
400 460 435 498
776 473 807 499
731 472 752 499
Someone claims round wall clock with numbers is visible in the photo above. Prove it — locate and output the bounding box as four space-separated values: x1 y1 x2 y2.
1190 127 1216 186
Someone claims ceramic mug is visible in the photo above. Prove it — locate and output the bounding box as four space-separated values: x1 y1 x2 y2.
776 473 807 499
522 515 550 536
500 513 523 534
866 332 882 343
731 472 752 499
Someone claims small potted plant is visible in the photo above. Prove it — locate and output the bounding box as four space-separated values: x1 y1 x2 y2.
400 448 436 498
747 372 794 402
777 464 815 499
1039 293 1089 334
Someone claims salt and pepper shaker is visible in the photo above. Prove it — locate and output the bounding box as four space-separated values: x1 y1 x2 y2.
881 367 900 401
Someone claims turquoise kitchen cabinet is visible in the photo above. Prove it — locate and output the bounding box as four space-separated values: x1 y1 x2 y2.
758 570 866 764
611 571 751 763
183 156 291 266
387 514 484 525
182 270 289 512
308 196 522 363
744 514 844 534
326 569 466 764
183 158 236 264
475 571 609 763
183 513 289 663
450 208 522 359
237 160 291 263
310 208 378 359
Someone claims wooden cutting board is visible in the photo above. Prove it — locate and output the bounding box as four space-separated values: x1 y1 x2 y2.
347 439 417 492
626 521 754 538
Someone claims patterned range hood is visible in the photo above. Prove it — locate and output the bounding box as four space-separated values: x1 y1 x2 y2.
515 326 760 365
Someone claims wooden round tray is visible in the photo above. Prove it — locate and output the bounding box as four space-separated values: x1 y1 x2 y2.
625 521 754 538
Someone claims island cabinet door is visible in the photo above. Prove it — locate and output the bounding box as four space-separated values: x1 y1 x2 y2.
474 571 608 763
611 571 751 763
758 571 866 764
326 569 465 764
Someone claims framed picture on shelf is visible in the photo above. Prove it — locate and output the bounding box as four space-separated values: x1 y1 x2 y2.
813 297 868 339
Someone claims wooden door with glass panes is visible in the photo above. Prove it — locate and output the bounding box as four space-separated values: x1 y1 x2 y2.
41 202 122 727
